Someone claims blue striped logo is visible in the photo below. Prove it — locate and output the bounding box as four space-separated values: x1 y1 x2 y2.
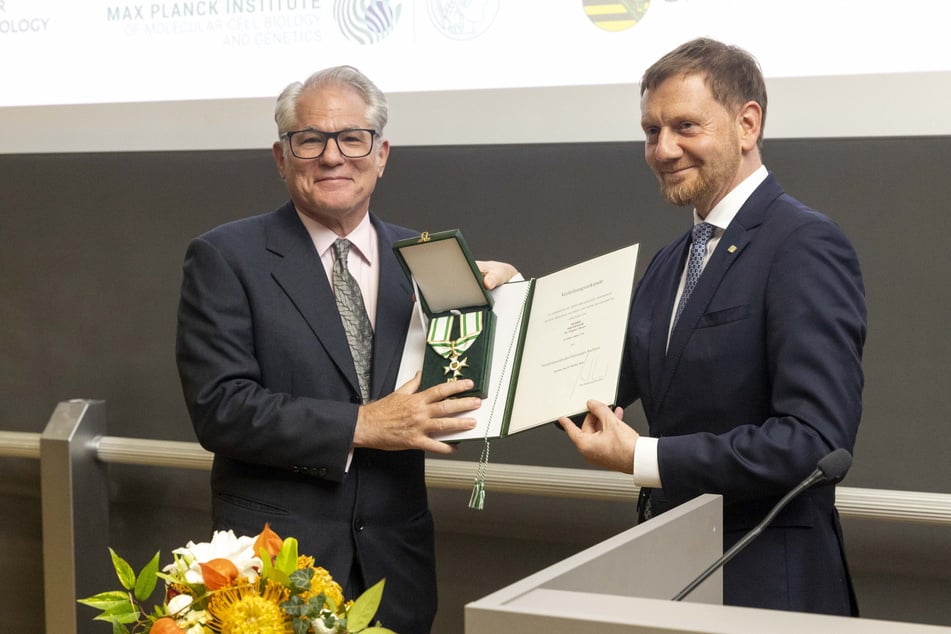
334 0 403 44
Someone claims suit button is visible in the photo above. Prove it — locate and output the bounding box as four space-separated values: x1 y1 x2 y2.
316 467 328 477
350 395 361 404
291 466 301 473
354 519 365 532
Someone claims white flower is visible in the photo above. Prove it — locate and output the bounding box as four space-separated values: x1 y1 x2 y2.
165 595 210 634
166 593 193 616
312 618 342 634
162 529 262 585
182 608 210 627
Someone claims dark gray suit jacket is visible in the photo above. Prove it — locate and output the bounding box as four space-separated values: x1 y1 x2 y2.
620 174 866 614
176 202 433 633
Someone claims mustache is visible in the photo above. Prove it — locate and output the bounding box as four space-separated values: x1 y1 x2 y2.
655 161 697 174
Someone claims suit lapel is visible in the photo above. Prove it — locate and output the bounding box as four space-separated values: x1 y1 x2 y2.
664 225 751 355
370 217 414 399
646 233 690 405
266 203 361 396
652 175 782 409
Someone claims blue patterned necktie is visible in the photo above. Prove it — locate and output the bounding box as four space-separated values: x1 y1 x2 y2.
673 222 715 327
332 239 373 402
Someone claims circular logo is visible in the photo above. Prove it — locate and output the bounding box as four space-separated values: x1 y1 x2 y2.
583 0 650 32
428 0 500 40
335 0 403 45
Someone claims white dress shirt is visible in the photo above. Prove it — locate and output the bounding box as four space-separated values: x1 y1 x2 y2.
296 210 379 471
296 211 379 328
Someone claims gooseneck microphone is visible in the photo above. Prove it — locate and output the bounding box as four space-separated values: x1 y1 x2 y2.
672 448 853 602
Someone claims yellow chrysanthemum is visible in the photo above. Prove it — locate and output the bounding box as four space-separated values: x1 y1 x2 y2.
296 555 346 609
208 582 291 634
313 570 346 608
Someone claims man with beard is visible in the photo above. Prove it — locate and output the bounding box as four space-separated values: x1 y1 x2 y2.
560 38 866 615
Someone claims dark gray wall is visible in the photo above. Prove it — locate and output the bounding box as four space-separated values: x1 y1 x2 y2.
2 137 950 631
3 138 950 490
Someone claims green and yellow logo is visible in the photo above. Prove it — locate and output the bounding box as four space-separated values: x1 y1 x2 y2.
583 0 650 32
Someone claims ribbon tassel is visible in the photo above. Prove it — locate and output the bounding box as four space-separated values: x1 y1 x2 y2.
468 438 491 511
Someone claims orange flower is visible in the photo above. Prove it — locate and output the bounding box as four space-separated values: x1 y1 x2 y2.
200 557 240 590
150 616 186 633
254 523 284 560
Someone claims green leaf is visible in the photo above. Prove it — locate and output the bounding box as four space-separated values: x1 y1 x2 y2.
275 536 299 576
110 548 137 591
347 578 384 632
93 609 140 625
110 620 130 634
360 628 398 634
267 567 291 587
259 545 293 586
133 551 161 602
280 595 307 617
321 612 341 630
77 590 130 611
259 546 274 574
98 602 139 619
288 568 314 594
305 595 326 619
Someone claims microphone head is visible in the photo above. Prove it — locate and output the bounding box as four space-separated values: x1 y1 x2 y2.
817 448 853 482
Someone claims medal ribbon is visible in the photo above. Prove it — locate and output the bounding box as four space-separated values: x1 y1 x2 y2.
427 311 484 358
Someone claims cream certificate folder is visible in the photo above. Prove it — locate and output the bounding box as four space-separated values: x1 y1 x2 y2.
397 243 639 441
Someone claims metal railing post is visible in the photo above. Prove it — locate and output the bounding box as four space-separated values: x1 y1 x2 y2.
40 399 111 634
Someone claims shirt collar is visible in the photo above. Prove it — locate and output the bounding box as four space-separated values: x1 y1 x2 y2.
694 164 768 231
296 211 376 265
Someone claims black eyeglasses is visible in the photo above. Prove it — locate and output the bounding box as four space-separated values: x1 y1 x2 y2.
282 128 378 159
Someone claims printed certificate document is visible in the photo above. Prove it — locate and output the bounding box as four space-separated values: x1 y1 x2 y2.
397 243 638 441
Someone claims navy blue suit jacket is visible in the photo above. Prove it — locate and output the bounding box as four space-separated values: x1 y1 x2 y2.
176 203 433 633
619 174 866 614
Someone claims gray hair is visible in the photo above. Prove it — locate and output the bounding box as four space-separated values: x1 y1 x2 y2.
273 65 388 137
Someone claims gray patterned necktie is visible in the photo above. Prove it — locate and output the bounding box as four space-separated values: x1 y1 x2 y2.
332 239 373 402
673 222 715 327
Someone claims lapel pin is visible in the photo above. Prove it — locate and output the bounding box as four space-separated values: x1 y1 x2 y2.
727 245 738 253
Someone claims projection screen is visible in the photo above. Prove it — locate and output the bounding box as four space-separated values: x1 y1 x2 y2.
2 0 950 152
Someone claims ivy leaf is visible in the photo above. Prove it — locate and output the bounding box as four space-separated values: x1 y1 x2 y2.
346 578 385 632
288 568 314 594
281 595 307 617
109 548 137 591
306 595 326 619
133 551 161 602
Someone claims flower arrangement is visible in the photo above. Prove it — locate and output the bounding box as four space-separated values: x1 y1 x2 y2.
78 524 395 634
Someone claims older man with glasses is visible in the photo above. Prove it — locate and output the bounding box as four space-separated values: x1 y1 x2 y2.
176 65 516 634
